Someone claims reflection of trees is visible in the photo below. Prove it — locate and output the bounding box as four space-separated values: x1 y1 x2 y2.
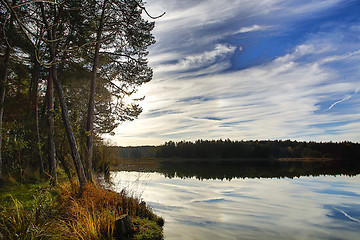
111 140 360 180
158 159 360 180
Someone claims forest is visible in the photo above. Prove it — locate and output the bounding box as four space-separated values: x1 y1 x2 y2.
0 0 156 186
0 1 167 239
113 140 360 180
119 139 360 160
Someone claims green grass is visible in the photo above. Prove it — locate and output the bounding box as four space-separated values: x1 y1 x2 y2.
0 177 49 209
0 187 58 239
0 175 164 240
133 217 163 240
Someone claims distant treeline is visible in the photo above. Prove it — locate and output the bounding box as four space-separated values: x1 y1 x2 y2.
118 140 360 160
118 146 156 158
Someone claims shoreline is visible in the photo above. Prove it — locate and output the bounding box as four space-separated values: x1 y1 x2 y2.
0 177 164 240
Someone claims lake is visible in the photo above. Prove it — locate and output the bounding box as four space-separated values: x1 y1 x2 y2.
110 171 360 240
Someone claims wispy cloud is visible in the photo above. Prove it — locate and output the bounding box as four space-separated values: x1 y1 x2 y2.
326 88 360 111
153 44 237 73
178 44 236 69
112 42 360 145
105 0 360 146
236 25 270 34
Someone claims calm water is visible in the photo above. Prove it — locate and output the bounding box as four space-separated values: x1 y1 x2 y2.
111 171 360 240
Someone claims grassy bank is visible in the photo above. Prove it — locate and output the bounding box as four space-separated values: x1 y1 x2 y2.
0 177 164 239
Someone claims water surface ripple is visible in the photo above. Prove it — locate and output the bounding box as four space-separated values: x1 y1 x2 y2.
111 172 360 240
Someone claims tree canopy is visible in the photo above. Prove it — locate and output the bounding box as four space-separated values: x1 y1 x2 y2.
0 0 157 185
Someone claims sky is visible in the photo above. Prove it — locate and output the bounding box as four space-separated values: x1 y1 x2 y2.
106 0 360 146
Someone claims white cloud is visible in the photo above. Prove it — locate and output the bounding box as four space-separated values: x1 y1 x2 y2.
145 0 344 50
152 44 237 74
178 44 236 69
284 0 344 16
104 0 360 146
325 87 360 111
326 95 352 111
319 49 360 65
108 40 360 145
236 25 270 34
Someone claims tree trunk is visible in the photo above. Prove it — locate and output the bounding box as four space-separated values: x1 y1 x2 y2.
85 0 108 181
46 67 57 185
40 3 87 187
52 68 87 186
31 60 45 176
0 4 15 178
0 45 10 178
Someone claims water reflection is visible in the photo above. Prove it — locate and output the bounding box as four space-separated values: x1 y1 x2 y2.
158 159 360 180
111 171 360 240
326 204 360 228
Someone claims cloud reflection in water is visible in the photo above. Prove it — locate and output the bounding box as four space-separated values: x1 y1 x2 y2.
111 172 360 240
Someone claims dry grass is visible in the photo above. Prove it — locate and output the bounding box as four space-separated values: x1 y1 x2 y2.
1 181 163 240
55 182 163 240
0 190 57 239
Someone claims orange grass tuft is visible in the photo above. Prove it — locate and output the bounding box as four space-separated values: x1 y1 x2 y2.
55 182 162 240
1 182 163 240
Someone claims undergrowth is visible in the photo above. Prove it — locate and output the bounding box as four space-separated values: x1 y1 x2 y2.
0 181 164 240
0 187 57 239
56 182 164 240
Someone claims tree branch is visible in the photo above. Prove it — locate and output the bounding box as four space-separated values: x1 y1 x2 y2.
13 0 64 9
134 0 165 19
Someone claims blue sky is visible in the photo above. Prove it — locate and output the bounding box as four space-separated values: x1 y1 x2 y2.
107 0 360 146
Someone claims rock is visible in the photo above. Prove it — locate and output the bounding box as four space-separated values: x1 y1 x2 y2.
114 214 134 240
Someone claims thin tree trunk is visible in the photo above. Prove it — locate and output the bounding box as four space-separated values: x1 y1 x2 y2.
36 96 44 176
85 0 108 181
30 60 45 176
0 45 10 178
0 4 15 178
52 68 87 186
46 67 57 185
38 3 57 185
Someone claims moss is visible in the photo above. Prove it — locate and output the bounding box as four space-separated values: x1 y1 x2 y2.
133 217 163 240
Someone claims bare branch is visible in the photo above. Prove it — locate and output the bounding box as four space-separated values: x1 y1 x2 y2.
134 0 165 19
99 51 139 61
2 10 12 49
